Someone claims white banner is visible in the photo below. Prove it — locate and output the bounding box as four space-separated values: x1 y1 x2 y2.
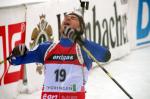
84 0 130 60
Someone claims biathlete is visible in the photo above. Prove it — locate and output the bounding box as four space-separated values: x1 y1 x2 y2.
9 12 111 99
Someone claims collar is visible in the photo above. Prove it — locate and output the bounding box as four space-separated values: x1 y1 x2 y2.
59 38 74 47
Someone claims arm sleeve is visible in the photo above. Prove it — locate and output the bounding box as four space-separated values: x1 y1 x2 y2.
10 42 52 65
81 39 111 70
83 39 111 62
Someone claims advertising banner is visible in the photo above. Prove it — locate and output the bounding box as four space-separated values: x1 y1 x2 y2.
84 0 130 60
128 0 150 49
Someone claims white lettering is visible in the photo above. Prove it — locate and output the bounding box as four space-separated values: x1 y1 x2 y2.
52 54 75 61
42 94 58 99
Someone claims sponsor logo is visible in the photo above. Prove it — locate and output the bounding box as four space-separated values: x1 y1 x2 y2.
137 0 150 46
61 96 77 99
30 14 53 48
42 93 78 99
42 94 58 99
48 54 77 61
44 84 77 91
0 22 25 85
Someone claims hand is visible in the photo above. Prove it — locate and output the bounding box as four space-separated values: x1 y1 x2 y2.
12 44 28 57
63 26 84 45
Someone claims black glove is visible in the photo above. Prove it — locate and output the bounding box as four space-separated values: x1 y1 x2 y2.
63 26 84 45
12 44 28 57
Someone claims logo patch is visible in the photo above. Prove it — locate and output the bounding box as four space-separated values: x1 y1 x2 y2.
47 54 77 61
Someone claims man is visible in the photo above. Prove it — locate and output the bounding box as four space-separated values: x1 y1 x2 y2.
9 12 111 99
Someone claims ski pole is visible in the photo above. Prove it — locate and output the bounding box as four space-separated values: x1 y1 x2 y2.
0 56 12 83
80 45 133 99
0 56 12 65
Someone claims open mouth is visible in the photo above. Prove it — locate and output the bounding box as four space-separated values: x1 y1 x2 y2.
64 22 70 26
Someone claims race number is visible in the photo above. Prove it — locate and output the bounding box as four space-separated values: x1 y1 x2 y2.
54 69 66 82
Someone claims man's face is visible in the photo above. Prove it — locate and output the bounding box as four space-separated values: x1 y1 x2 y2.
61 14 81 34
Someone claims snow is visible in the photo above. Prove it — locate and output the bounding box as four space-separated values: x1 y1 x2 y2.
16 46 150 99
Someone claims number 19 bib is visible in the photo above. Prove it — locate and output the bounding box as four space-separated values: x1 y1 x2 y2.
43 43 88 92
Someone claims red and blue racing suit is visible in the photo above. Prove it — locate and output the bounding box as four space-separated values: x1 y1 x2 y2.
10 38 111 99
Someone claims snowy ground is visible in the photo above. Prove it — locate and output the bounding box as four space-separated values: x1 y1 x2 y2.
16 46 150 99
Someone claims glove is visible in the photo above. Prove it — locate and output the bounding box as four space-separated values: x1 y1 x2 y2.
12 44 28 57
63 26 84 45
